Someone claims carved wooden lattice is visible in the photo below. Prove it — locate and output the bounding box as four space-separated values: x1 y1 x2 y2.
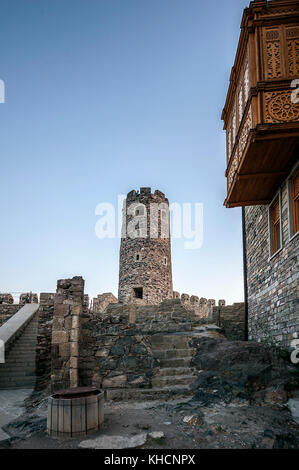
238 106 252 157
244 63 249 103
227 105 252 191
265 29 282 79
286 27 299 77
232 107 236 145
264 91 299 123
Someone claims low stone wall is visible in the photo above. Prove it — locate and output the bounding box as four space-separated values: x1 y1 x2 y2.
0 304 21 327
79 299 203 390
79 307 158 390
35 293 54 391
212 303 245 341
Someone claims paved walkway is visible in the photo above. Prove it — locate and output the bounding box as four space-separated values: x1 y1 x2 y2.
0 389 32 441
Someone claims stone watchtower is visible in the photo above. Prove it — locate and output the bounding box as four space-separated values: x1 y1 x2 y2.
118 187 173 305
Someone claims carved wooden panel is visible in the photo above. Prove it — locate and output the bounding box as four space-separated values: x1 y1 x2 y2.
244 63 249 103
238 105 252 158
228 151 238 189
264 28 282 79
264 91 299 123
286 26 299 77
227 105 252 191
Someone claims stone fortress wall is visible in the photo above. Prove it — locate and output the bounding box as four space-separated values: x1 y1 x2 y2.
0 292 39 327
92 293 118 313
0 279 245 393
118 187 173 305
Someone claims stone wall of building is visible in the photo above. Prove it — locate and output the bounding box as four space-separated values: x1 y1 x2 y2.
118 188 173 305
35 293 54 391
0 304 22 327
245 177 299 350
51 276 84 391
92 292 118 313
212 303 245 341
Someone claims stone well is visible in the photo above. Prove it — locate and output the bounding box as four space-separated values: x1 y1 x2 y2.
47 386 104 438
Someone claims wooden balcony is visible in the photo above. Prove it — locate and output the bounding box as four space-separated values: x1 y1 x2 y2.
222 0 299 208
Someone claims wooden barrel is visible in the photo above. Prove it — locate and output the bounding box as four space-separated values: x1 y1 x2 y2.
47 387 104 438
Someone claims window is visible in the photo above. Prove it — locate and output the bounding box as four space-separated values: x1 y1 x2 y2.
270 197 281 255
163 257 167 266
133 287 143 299
135 253 142 262
135 205 144 216
291 170 299 236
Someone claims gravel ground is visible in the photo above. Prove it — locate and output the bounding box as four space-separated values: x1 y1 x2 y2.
4 396 299 449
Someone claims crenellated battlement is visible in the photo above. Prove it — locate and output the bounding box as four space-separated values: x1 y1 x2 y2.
126 187 168 204
174 291 228 319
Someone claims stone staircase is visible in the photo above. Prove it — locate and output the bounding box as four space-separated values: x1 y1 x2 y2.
105 333 198 401
0 314 38 389
151 333 197 390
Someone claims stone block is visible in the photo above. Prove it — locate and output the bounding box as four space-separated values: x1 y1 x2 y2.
102 374 127 388
52 331 68 344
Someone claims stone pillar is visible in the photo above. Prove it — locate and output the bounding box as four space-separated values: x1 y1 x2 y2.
51 276 84 392
35 293 54 391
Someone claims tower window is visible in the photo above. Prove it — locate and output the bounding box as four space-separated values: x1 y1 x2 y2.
135 253 142 262
163 256 167 266
133 287 143 299
135 205 145 216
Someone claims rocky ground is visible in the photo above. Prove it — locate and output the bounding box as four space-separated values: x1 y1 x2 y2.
1 337 298 449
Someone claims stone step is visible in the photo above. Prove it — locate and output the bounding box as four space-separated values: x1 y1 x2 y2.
105 385 193 402
155 367 194 377
0 384 34 390
18 332 37 336
12 348 36 352
0 373 36 381
153 349 194 359
1 360 35 366
151 335 191 348
0 368 35 375
0 377 36 388
158 357 192 367
152 374 197 388
5 353 36 359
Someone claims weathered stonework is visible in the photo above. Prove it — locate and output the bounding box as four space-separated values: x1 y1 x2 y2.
174 292 220 318
118 188 173 304
212 303 245 341
51 277 84 391
245 176 299 349
19 292 38 304
35 293 54 391
0 293 14 305
78 299 197 391
0 304 22 326
92 293 118 313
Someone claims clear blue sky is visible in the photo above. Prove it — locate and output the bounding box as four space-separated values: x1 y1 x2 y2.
0 0 249 304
